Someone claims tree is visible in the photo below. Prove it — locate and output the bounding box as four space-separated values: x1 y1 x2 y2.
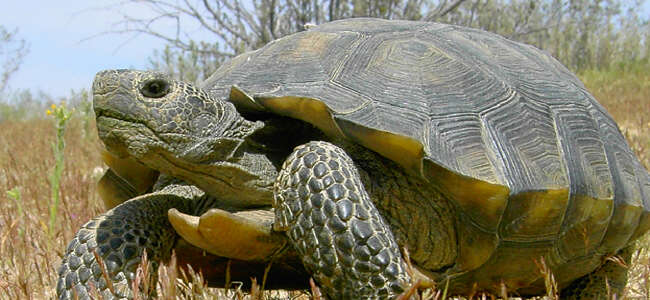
107 0 648 78
107 0 468 79
0 26 29 95
431 0 650 71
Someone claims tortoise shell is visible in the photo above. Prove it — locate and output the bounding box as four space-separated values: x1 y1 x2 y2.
202 18 650 291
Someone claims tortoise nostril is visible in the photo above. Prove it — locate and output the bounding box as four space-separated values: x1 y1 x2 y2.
93 70 121 94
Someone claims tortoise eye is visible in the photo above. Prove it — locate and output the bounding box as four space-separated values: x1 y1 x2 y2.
141 79 170 98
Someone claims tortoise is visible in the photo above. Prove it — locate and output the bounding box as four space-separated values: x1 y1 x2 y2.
57 18 650 299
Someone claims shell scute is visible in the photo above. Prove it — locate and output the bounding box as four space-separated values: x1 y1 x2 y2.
201 19 650 279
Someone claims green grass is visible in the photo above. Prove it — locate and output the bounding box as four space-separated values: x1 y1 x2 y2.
46 103 72 238
0 65 648 299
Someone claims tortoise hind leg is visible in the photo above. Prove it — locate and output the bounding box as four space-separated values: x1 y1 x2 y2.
560 246 634 299
273 141 411 298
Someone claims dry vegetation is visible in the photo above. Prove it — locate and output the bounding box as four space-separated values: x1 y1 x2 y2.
0 67 648 299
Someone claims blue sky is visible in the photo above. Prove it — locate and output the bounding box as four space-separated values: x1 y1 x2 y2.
1 1 171 99
2 1 650 100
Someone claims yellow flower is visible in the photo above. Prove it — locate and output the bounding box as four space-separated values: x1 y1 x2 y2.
51 103 56 110
46 110 52 115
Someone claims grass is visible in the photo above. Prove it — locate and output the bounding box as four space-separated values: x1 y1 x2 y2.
0 66 648 299
0 117 104 299
46 103 72 238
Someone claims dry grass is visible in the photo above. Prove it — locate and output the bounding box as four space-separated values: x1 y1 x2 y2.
581 67 650 170
0 67 648 299
0 118 104 299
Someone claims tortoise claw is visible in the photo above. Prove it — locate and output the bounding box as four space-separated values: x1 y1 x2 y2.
168 208 287 261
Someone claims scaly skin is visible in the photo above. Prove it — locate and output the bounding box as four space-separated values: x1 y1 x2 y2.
58 174 312 299
85 70 427 298
57 182 207 299
274 141 411 298
560 246 634 299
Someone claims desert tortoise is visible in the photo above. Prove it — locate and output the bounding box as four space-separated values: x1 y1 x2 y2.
58 18 650 299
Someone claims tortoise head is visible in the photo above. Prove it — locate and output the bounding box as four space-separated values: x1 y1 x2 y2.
93 69 270 206
94 69 260 161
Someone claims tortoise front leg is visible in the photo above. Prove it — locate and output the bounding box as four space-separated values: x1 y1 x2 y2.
273 141 411 298
56 183 203 300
